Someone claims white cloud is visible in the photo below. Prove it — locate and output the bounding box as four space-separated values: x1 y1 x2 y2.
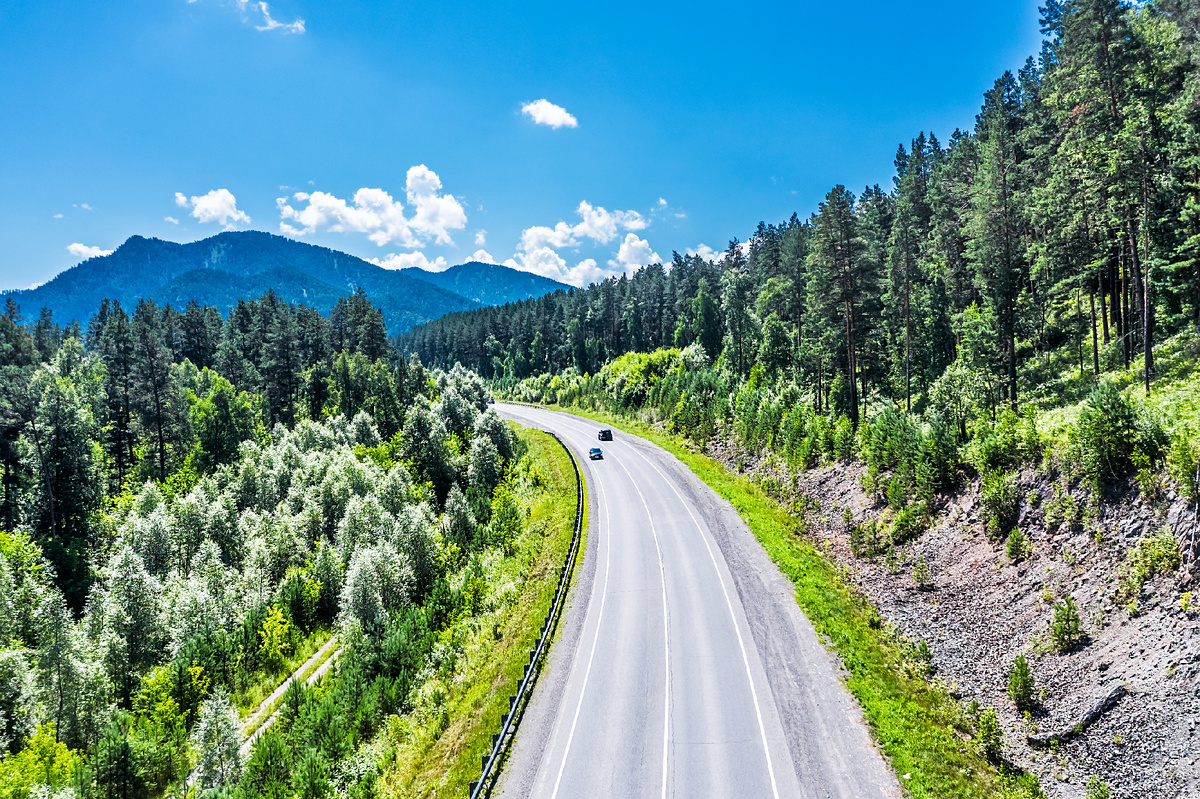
277 165 466 247
573 201 645 243
657 198 667 207
470 249 497 264
610 233 661 271
370 251 449 272
53 213 63 219
67 243 113 260
516 247 568 280
521 99 578 129
164 216 180 225
404 165 468 245
520 222 578 253
81 203 92 211
686 244 720 262
255 1 304 32
175 189 251 229
506 200 659 286
190 0 304 33
518 201 645 255
474 230 487 246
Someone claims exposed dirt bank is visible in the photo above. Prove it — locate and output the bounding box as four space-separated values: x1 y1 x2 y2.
708 437 1200 799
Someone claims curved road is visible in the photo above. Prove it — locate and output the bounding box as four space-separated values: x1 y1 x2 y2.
496 405 900 799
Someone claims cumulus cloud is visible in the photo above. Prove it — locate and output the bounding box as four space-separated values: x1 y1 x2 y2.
610 233 661 271
470 249 497 264
519 201 644 254
67 243 113 260
686 243 721 262
189 0 304 33
277 165 466 248
53 213 63 219
506 200 659 286
521 99 578 129
370 251 449 272
474 230 487 246
164 216 180 225
175 189 251 229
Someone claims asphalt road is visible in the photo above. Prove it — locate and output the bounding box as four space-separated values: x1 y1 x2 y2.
496 405 900 799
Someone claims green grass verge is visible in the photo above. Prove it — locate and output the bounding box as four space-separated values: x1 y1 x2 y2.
537 403 1040 799
380 426 585 798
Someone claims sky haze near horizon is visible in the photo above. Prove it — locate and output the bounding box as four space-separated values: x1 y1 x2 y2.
0 0 1045 291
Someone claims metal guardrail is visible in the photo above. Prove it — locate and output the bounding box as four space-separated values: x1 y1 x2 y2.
469 430 584 798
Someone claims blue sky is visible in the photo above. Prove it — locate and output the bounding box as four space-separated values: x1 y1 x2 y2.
0 0 1045 290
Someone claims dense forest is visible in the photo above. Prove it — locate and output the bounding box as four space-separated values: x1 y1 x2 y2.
403 0 1200 427
0 285 558 798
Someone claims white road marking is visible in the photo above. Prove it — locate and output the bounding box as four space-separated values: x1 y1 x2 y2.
548 411 780 799
548 436 613 799
625 443 782 799
610 455 673 799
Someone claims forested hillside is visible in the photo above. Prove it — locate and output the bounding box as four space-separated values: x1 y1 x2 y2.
0 286 575 798
403 0 1200 417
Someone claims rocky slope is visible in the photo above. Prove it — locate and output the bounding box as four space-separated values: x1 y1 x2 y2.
710 440 1199 799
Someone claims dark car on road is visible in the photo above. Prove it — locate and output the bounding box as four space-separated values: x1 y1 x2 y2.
598 429 613 441
589 447 604 460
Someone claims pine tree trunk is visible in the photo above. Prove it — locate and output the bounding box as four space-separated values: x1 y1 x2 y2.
1090 289 1100 376
1099 266 1110 345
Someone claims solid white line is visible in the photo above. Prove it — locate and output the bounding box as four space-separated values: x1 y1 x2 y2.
548 431 612 799
537 409 782 799
610 455 672 799
623 442 782 799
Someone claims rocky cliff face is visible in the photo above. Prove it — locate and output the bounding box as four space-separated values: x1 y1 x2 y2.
709 438 1199 799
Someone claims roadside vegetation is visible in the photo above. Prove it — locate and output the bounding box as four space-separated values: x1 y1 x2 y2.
377 427 581 798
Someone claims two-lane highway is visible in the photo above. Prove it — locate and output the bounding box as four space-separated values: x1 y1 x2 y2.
497 405 900 799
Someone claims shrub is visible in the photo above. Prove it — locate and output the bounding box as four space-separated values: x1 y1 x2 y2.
969 405 1041 473
1071 382 1167 490
887 475 908 511
1168 430 1200 503
850 520 887 559
977 706 1002 762
860 406 922 474
1006 655 1035 709
1005 526 1029 562
833 414 855 461
1118 528 1180 598
1050 594 1084 653
912 555 931 588
891 504 929 545
1085 776 1112 799
981 470 1020 540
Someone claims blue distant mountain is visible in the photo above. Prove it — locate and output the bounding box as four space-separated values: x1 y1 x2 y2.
403 261 569 308
3 231 570 335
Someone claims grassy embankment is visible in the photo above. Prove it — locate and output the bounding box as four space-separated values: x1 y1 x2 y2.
540 404 1040 799
378 426 584 798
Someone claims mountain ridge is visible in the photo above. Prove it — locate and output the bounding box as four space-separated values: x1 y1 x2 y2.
3 231 570 334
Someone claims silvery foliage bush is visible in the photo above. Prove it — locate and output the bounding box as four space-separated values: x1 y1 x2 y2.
191 686 243 788
339 543 415 638
83 404 484 701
